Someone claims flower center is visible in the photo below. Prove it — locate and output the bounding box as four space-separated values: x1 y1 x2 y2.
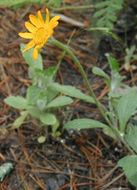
34 27 48 45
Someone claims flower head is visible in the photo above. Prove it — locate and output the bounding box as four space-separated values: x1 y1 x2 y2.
19 9 60 60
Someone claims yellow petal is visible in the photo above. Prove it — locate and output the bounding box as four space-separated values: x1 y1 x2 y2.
33 47 39 60
45 8 50 24
29 14 42 28
23 40 35 52
42 37 49 46
50 21 59 29
49 16 60 28
18 32 33 39
25 22 36 33
37 11 44 24
38 43 44 49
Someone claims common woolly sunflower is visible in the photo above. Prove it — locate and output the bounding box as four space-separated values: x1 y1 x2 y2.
19 9 60 60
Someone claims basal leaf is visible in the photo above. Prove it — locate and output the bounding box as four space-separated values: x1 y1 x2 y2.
4 96 27 110
40 113 57 125
103 126 117 139
12 111 28 129
47 96 73 108
118 155 137 187
115 88 137 132
28 107 41 119
50 83 95 104
64 118 109 130
125 125 137 153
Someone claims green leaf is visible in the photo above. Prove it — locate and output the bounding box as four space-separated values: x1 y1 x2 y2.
103 127 117 139
47 0 62 8
93 0 123 29
118 155 137 187
93 8 106 18
115 88 137 132
124 46 137 71
95 1 110 9
28 107 41 119
64 118 109 130
4 96 27 110
20 43 43 70
92 67 110 80
27 86 41 105
51 119 60 135
106 54 119 72
50 83 95 103
47 96 73 108
44 66 57 79
40 113 57 125
125 125 137 153
92 66 110 86
46 88 59 103
12 111 28 129
110 72 123 92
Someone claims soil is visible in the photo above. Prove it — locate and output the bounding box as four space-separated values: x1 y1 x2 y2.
0 1 137 190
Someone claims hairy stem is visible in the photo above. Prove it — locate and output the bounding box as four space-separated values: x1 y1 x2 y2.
49 38 110 124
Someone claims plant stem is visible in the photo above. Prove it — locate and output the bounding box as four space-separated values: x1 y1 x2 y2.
49 38 110 125
51 4 94 11
55 30 76 73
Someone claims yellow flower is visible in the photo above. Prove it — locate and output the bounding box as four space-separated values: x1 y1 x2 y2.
19 9 60 60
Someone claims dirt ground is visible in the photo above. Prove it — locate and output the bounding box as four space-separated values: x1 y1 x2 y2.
0 1 137 189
